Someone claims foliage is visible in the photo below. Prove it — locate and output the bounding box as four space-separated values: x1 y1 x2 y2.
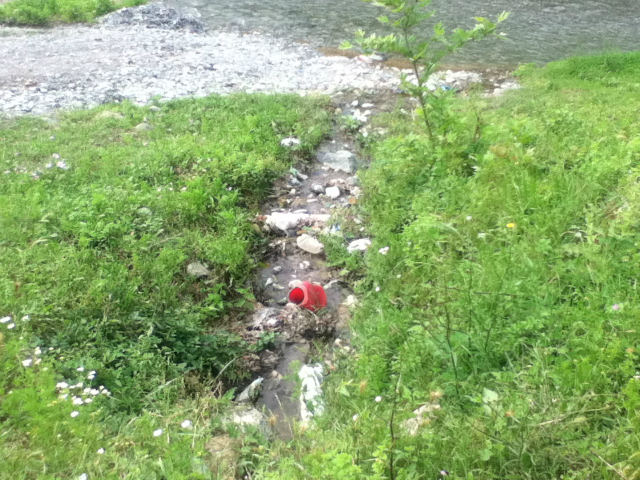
0 0 143 25
256 53 640 479
341 0 507 140
0 94 330 478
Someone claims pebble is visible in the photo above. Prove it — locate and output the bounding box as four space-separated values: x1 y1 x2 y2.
311 184 324 194
325 186 341 199
273 266 283 274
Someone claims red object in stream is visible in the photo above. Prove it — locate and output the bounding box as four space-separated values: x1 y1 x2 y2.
288 281 327 312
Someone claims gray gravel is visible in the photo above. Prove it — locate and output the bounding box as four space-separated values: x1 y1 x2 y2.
0 4 401 115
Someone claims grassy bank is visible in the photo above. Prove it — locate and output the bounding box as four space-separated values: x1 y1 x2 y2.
0 94 330 478
258 52 640 479
0 0 143 26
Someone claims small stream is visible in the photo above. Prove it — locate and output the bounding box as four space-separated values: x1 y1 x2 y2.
165 0 640 65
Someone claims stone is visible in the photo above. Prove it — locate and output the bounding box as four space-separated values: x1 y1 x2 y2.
230 405 270 436
280 137 301 147
347 238 371 253
134 122 154 131
186 262 210 278
311 184 324 194
265 212 308 234
320 150 358 173
297 234 324 255
236 377 263 403
325 186 341 199
272 266 283 274
288 279 303 289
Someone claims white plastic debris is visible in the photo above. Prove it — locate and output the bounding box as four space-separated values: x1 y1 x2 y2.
347 238 372 253
297 234 324 254
299 364 325 423
236 377 263 403
280 137 301 147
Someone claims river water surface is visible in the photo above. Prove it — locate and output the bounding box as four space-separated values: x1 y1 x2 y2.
167 0 639 65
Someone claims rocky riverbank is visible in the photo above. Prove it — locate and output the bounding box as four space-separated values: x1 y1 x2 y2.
0 4 517 116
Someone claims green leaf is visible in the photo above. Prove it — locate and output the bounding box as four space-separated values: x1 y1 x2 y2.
377 15 390 23
339 41 353 50
482 388 499 403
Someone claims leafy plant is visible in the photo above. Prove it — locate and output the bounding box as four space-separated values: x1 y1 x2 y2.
342 0 508 140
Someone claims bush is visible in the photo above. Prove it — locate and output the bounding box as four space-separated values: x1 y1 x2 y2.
0 0 144 25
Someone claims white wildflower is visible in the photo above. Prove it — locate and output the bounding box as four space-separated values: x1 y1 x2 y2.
90 389 100 396
0 316 10 324
153 429 163 437
77 366 85 372
22 358 33 367
56 160 69 170
181 420 192 429
84 398 93 404
97 448 105 454
375 396 382 403
466 216 473 221
78 474 87 480
352 414 359 421
70 411 79 418
21 315 30 321
396 274 401 278
59 394 69 400
378 246 390 255
35 358 41 365
375 287 380 292
7 323 15 329
72 397 83 405
34 347 41 355
45 162 53 169
477 232 487 239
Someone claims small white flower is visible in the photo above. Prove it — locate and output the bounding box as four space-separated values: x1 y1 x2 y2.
90 389 100 396
56 160 69 170
7 323 15 329
73 397 83 405
22 358 33 367
78 474 87 480
396 274 401 278
77 366 85 372
181 420 192 429
70 411 79 418
21 315 30 321
34 347 42 355
87 373 96 380
153 428 163 437
49 347 54 351
378 246 390 255
352 414 359 421
0 316 10 324
477 232 487 239
97 448 105 454
83 388 91 394
59 394 69 400
84 397 93 404
45 162 53 169
35 358 42 365
375 396 382 403
375 287 380 292
466 216 473 221
181 186 187 192
156 188 162 192
52 153 61 159
74 382 83 389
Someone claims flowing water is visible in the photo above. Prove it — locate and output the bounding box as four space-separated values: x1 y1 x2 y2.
166 0 639 65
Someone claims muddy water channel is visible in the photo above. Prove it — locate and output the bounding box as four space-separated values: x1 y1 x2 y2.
165 0 639 65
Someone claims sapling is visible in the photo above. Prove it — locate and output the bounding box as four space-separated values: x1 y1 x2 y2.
342 0 508 140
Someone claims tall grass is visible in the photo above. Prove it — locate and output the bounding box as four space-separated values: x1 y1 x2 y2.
0 0 145 26
0 94 330 478
257 52 640 479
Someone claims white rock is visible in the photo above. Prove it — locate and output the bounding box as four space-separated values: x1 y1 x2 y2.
265 212 308 234
311 184 324 194
187 262 210 278
288 279 303 288
325 186 341 199
347 238 372 253
297 234 324 255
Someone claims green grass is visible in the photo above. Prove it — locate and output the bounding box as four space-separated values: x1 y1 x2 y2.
256 52 640 479
0 0 144 26
0 94 331 478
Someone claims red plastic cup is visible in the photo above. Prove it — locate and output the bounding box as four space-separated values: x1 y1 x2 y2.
288 281 328 312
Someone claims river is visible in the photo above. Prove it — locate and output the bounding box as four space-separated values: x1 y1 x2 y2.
165 0 639 65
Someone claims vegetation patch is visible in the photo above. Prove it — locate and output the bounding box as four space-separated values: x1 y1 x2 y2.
257 52 640 479
0 94 330 478
0 0 144 26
